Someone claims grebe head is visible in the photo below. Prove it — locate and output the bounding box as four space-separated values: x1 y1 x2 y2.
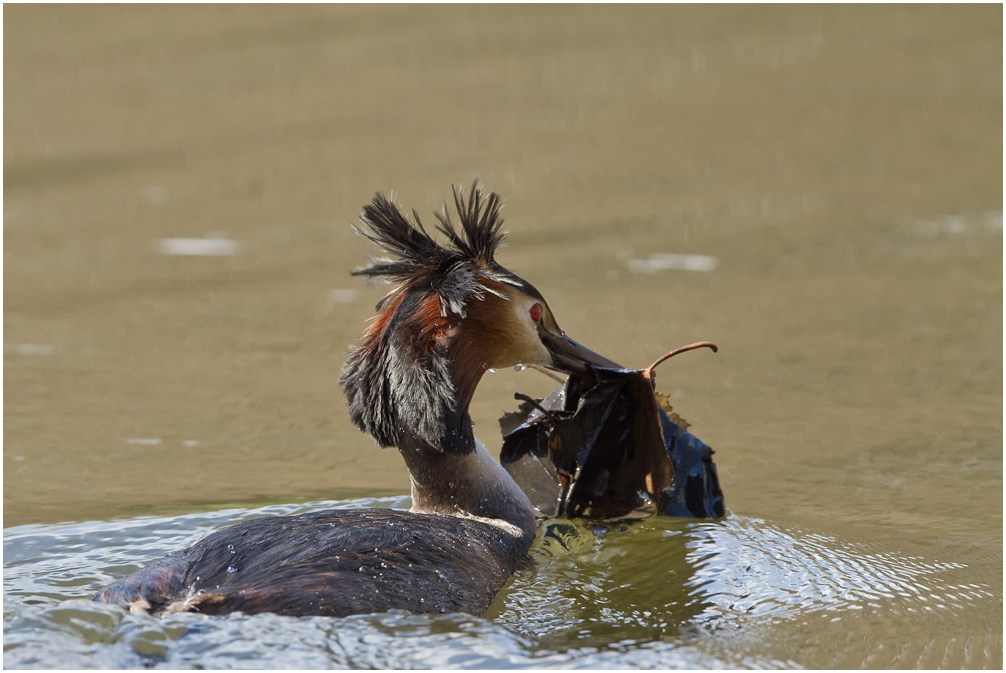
340 181 617 458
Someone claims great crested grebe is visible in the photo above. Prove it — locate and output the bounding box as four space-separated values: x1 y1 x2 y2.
94 182 618 618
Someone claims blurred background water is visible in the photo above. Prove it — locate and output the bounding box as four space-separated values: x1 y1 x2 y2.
4 5 1002 669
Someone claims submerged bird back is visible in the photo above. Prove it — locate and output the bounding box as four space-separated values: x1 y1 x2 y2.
94 508 532 618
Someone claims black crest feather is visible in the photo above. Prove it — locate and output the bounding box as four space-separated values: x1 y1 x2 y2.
353 180 508 318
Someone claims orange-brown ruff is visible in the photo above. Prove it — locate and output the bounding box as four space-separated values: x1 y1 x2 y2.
94 182 615 618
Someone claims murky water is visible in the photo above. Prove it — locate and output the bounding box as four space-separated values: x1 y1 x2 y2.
4 5 1002 669
4 498 999 669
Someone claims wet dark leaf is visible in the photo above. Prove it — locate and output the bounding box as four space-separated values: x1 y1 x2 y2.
499 364 724 520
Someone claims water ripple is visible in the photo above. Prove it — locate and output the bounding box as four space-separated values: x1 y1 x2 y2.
3 503 998 669
684 516 990 624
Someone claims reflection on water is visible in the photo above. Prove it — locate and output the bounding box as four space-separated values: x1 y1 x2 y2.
489 518 706 645
4 344 56 356
155 236 241 257
624 252 719 274
4 499 998 669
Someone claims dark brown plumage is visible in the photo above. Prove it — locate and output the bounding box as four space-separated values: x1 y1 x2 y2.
94 509 527 617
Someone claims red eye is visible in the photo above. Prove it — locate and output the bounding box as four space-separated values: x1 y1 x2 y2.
529 303 542 323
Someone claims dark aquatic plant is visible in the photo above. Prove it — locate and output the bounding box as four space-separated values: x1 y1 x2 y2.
499 343 725 520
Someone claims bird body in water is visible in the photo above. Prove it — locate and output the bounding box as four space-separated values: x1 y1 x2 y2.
94 183 617 618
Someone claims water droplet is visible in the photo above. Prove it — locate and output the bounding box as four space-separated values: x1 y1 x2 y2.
227 544 235 554
513 364 525 372
226 565 238 574
487 368 497 373
481 362 488 370
436 569 448 581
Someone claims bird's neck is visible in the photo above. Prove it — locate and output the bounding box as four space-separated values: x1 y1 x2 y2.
397 431 537 543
